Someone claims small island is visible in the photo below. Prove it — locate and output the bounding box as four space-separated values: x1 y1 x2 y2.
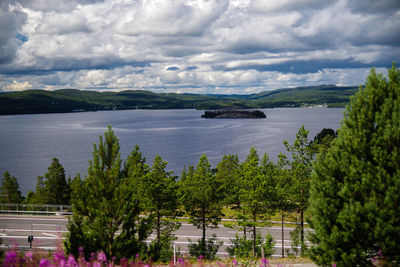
201 109 266 119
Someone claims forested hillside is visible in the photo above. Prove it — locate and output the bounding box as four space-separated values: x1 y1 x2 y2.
0 85 358 115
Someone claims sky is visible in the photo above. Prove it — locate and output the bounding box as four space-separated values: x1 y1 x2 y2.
1 0 399 94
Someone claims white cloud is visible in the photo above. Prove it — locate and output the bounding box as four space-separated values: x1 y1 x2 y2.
3 80 33 91
0 0 398 94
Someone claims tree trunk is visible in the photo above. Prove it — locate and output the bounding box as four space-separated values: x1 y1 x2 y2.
243 210 247 240
202 204 206 256
252 212 256 257
300 209 304 254
157 211 161 242
281 211 284 258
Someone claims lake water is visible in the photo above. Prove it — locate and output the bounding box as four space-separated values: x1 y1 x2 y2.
0 108 345 195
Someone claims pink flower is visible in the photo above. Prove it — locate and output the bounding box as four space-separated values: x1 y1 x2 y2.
39 258 53 267
4 251 18 267
232 259 238 265
25 251 34 262
97 251 107 262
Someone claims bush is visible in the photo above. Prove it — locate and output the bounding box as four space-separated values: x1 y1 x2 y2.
226 233 275 258
188 234 223 260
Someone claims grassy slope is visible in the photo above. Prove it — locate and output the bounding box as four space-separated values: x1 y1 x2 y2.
0 85 358 115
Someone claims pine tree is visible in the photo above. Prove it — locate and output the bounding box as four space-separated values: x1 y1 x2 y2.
180 154 223 257
144 154 180 261
27 158 70 205
44 158 70 205
65 126 151 259
283 125 315 250
215 154 247 237
309 64 400 265
240 148 276 256
0 171 24 204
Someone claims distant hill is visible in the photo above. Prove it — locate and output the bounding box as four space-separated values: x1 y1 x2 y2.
0 85 359 115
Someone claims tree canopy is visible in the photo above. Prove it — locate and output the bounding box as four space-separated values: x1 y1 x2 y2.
309 64 400 265
0 171 24 204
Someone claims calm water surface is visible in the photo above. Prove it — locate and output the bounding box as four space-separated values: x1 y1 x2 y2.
0 108 344 194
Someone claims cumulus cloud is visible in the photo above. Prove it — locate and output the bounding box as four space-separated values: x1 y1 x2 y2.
3 80 33 91
0 0 399 94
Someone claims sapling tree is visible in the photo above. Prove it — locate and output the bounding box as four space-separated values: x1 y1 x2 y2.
309 64 400 265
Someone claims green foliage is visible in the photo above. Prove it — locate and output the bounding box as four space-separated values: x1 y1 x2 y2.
0 171 24 204
143 155 180 261
180 154 223 256
226 233 275 259
65 126 152 260
239 148 277 255
308 64 400 266
215 154 241 207
0 85 358 115
188 234 223 260
283 126 315 251
148 220 180 262
26 158 70 205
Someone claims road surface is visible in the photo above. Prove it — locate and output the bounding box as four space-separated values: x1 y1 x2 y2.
0 215 309 257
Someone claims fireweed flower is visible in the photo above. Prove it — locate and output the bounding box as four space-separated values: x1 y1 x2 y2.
97 251 107 262
39 258 52 267
4 251 18 267
232 259 238 265
53 250 66 263
25 251 34 262
261 258 268 266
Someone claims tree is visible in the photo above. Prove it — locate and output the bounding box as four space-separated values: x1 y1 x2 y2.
240 148 276 256
309 64 400 265
44 158 70 205
180 154 223 258
0 171 24 204
27 158 70 205
144 155 180 261
65 126 151 259
283 126 315 250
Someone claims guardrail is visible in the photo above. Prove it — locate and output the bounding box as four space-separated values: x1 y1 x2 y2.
0 203 72 215
0 204 307 225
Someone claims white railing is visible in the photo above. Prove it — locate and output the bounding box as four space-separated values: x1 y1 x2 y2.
0 203 72 215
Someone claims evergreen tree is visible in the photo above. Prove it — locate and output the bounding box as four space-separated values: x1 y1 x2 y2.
44 158 70 205
240 148 276 256
115 145 152 259
283 126 315 250
215 154 249 238
65 126 151 259
27 158 70 205
0 171 24 204
215 154 240 208
144 155 180 261
309 64 400 265
180 154 223 257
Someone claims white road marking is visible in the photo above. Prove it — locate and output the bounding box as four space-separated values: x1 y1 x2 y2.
0 217 67 221
0 236 65 240
41 233 58 237
0 229 67 233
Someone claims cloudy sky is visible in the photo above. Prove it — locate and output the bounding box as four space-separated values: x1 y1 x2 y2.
1 0 399 94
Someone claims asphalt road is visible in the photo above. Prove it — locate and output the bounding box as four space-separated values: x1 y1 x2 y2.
0 215 308 257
